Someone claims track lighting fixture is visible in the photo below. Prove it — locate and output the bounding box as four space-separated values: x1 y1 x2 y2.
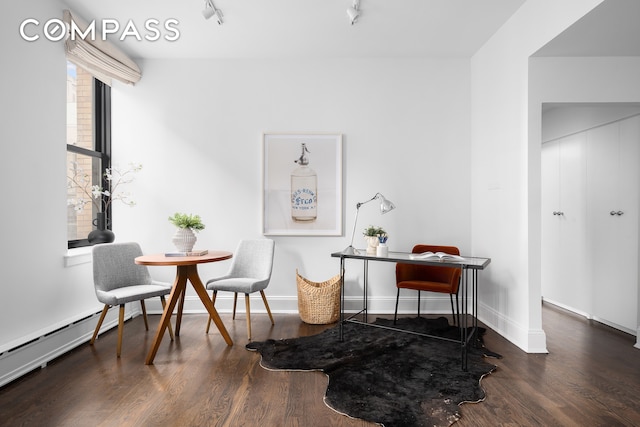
347 0 360 25
202 0 223 25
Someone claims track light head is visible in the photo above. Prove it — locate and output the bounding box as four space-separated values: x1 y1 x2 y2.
347 0 360 25
202 0 224 24
202 1 215 19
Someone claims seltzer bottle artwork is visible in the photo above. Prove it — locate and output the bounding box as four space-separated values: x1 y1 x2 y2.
291 143 317 222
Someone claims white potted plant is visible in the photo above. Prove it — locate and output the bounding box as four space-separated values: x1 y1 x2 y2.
168 212 205 252
363 225 386 255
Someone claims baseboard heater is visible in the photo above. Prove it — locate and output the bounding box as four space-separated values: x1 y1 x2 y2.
0 306 139 388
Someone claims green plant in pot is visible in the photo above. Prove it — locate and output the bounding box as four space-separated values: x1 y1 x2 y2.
363 225 386 254
169 212 205 252
363 225 385 237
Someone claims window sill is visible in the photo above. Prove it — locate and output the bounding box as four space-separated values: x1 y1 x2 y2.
64 246 92 267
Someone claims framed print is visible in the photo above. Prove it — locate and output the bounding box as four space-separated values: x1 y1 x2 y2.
263 133 343 236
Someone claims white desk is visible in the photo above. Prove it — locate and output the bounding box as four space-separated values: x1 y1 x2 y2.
331 250 491 370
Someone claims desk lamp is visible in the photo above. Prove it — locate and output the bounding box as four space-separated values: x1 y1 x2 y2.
342 192 395 255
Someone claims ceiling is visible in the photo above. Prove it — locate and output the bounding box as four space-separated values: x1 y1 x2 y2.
60 0 526 59
58 0 640 61
534 0 640 57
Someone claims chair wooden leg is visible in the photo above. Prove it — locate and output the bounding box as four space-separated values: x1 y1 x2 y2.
90 305 110 345
117 304 125 358
205 290 217 334
140 300 149 331
232 293 239 320
393 288 400 324
260 291 275 325
160 296 174 341
245 294 251 340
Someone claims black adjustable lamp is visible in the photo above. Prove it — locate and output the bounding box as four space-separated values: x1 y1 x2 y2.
342 192 396 255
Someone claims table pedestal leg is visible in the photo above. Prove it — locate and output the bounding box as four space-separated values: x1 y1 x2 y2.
175 289 185 336
186 265 233 346
145 265 233 365
145 267 187 365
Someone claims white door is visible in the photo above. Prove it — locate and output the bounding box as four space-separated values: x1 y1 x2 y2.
541 139 561 302
541 133 588 310
615 116 639 330
558 133 588 310
588 116 640 331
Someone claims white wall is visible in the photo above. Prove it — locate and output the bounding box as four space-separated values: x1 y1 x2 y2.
0 0 106 352
470 0 603 352
111 57 473 314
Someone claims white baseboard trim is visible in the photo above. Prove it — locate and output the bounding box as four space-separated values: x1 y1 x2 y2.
477 301 548 354
0 304 140 388
541 297 592 320
590 316 636 336
142 294 463 317
542 298 637 336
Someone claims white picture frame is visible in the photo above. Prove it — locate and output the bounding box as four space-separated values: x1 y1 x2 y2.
262 133 343 236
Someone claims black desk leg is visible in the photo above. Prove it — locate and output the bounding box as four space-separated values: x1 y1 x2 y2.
462 267 468 371
339 257 345 341
363 259 368 324
474 270 479 347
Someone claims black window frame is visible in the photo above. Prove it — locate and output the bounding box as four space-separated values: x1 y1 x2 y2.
67 79 112 249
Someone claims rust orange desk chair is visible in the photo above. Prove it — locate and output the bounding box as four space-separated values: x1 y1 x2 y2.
394 244 461 326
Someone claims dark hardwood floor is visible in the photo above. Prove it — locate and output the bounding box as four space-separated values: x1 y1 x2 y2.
1 303 639 426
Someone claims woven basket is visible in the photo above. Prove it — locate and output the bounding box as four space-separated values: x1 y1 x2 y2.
296 269 342 325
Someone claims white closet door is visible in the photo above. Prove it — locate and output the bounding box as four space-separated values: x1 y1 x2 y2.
541 134 587 309
588 116 640 331
541 140 561 302
558 133 588 309
616 116 639 330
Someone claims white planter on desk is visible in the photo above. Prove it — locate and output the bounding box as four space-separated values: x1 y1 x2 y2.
376 244 388 257
172 228 197 252
365 236 379 254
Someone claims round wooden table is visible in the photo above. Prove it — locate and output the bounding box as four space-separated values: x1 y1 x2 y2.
135 250 233 365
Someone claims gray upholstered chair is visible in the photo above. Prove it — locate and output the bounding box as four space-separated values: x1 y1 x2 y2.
90 242 174 357
205 239 275 340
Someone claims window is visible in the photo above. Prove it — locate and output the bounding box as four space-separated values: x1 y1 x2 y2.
66 61 111 249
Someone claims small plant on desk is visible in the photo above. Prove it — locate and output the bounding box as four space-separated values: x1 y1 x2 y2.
363 225 386 254
168 213 205 252
363 225 386 237
168 213 206 231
